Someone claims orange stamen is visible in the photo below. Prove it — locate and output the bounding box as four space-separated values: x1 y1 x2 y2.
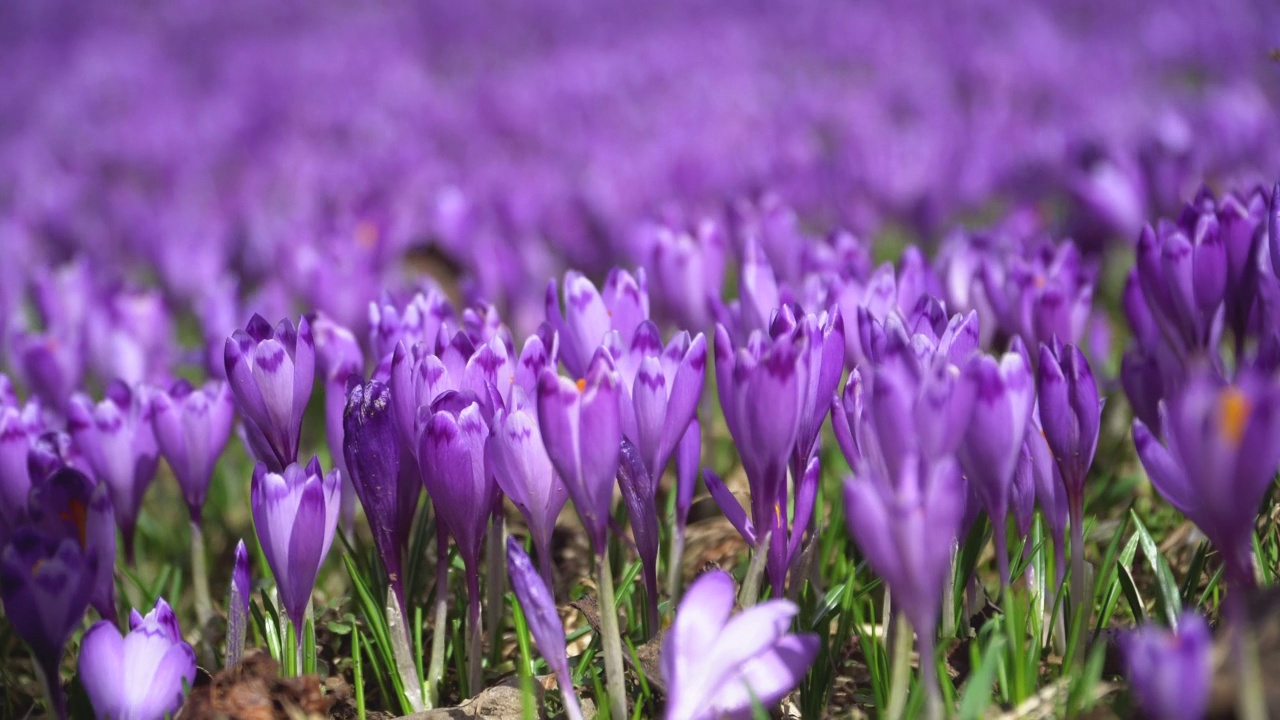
1217 386 1251 447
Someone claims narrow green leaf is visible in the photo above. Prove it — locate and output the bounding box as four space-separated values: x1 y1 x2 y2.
959 635 1004 719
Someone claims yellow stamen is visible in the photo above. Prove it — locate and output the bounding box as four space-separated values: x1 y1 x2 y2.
576 378 587 393
1218 386 1252 447
355 221 379 248
32 559 45 576
775 502 783 526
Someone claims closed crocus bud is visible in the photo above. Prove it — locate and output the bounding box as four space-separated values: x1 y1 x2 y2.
643 218 727 330
224 314 315 472
226 539 251 668
420 395 494 582
488 392 567 588
0 527 96 719
506 538 584 720
537 351 622 555
1133 370 1280 590
1121 612 1212 720
79 597 197 720
0 398 44 533
389 341 454 457
369 289 453 374
84 287 174 388
67 381 159 564
661 570 819 720
791 309 846 474
957 351 1034 589
150 380 235 523
615 321 707 482
343 380 420 609
1036 343 1102 510
250 457 340 634
1268 182 1280 280
11 329 83 414
28 468 118 624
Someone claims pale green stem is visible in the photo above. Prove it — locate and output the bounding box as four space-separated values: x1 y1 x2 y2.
387 588 425 712
426 592 448 709
596 551 629 720
485 518 506 667
919 628 941 720
1236 600 1268 720
739 531 772 608
466 569 483 696
666 533 685 608
190 520 213 627
1068 498 1090 646
941 542 958 639
886 613 912 720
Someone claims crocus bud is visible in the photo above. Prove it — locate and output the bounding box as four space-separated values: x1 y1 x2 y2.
0 399 44 534
250 457 340 633
226 539 251 667
224 314 315 472
78 597 197 720
0 527 96 718
343 380 421 609
150 380 235 524
312 315 365 529
388 342 454 457
615 321 707 482
488 392 567 588
1120 612 1212 720
537 351 622 555
1035 343 1102 505
957 351 1034 588
546 268 648 379
661 570 819 720
1267 182 1280 279
11 329 83 414
506 538 585 720
419 396 495 576
67 381 159 563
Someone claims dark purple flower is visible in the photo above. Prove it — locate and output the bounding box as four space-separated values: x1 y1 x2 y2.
957 351 1034 589
27 467 117 624
250 457 340 633
1269 183 1280 280
419 395 495 582
78 597 197 720
150 380 235 524
506 538 585 720
226 539 251 667
67 381 159 563
537 351 622 555
224 314 315 472
488 394 567 588
1134 219 1224 357
1120 612 1212 720
616 437 660 631
661 569 819 720
343 380 421 610
0 526 96 718
1133 370 1280 589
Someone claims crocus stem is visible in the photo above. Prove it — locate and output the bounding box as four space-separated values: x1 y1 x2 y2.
536 538 556 594
426 538 450 709
994 510 1011 595
941 542 958 639
386 587 425 712
595 551 629 720
33 654 65 720
466 565 484 697
295 620 304 677
739 532 772 608
919 627 941 720
1068 496 1089 644
1231 595 1267 720
486 517 506 668
190 519 213 627
665 531 685 607
886 612 912 720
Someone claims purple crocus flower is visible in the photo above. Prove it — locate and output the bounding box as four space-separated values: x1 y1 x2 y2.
957 351 1034 589
27 467 117 624
0 526 96 719
1269 183 1280 280
224 314 315 472
787 308 846 481
313 314 365 528
1133 219 1225 359
488 391 567 588
343 380 421 612
150 380 235 524
844 454 965 716
1120 612 1212 720
250 457 340 637
506 538 584 720
67 381 159 563
419 394 495 686
546 268 648 379
369 289 453 375
78 597 197 720
1133 369 1280 590
389 341 455 457
661 569 819 720
0 397 44 535
639 217 727 330
10 329 83 415
226 539 251 667
537 351 622 555
708 321 809 596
